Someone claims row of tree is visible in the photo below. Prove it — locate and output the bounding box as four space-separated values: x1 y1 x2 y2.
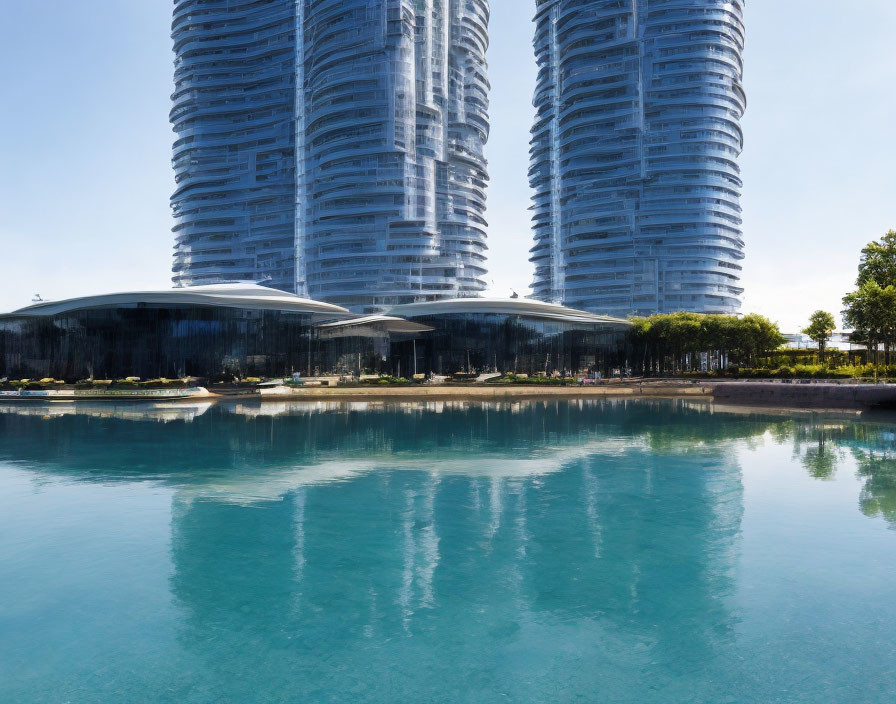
628 312 783 374
628 229 896 375
802 230 896 367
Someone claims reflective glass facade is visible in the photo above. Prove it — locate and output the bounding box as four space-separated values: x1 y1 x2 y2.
1 305 628 381
171 0 298 290
300 0 490 310
171 1 491 310
317 322 422 378
0 306 318 381
529 0 746 317
391 312 629 376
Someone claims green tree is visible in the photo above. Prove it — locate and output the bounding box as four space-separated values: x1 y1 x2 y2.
842 281 896 374
737 313 786 366
857 230 896 288
627 312 784 374
802 310 836 363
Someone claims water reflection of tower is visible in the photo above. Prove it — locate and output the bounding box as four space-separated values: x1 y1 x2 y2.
169 494 301 696
522 438 745 667
163 401 752 696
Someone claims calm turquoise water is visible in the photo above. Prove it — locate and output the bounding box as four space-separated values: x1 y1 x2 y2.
1 399 895 703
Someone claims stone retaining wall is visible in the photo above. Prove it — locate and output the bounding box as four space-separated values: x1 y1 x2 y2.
260 384 709 401
709 382 896 408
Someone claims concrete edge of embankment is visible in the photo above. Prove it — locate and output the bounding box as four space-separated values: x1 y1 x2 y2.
255 383 711 402
4 381 892 411
252 381 896 410
704 381 896 410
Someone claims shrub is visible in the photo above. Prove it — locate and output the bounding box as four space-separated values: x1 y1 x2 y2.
490 374 578 386
139 378 188 389
362 376 409 385
720 365 896 380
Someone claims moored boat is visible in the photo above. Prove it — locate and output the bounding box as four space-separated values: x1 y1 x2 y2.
0 387 212 402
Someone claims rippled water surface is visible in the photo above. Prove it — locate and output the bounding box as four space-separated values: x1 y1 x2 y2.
1 399 895 703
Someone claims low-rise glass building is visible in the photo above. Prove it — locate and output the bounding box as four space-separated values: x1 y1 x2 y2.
0 285 348 381
386 299 630 376
1 286 631 382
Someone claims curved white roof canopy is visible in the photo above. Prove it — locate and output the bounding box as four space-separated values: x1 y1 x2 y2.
316 315 433 334
3 284 350 318
386 298 631 326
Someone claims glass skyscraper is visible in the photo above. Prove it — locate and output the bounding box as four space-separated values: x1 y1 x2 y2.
171 0 490 311
529 0 746 317
170 0 298 291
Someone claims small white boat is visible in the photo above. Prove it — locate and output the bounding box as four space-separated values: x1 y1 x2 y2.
0 387 212 402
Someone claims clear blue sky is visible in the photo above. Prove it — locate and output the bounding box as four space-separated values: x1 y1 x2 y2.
1 0 893 331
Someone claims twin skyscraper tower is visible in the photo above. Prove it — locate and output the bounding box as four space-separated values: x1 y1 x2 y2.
170 0 745 317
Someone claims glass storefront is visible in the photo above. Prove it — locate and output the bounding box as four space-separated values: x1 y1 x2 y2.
316 323 392 378
389 313 630 376
1 296 631 382
0 305 317 381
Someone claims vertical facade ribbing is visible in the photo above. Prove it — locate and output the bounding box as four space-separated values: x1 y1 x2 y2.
529 0 746 317
171 0 298 291
301 0 490 310
171 0 490 310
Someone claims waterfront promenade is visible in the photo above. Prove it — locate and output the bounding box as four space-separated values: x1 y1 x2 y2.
257 381 708 401
257 380 896 409
4 379 895 409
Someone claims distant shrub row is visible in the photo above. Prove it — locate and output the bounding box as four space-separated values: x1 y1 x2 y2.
488 374 578 386
677 364 896 380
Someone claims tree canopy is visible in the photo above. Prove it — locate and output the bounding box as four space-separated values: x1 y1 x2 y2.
842 281 896 356
628 312 784 373
842 230 896 369
802 310 836 361
857 230 896 289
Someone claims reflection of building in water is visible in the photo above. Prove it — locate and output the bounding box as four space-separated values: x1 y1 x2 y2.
15 400 896 692
159 401 755 691
169 495 300 679
525 444 743 663
6 401 893 535
4 400 895 695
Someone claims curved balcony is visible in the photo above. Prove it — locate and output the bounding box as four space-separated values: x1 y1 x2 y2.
301 0 490 311
171 0 490 307
529 0 746 316
170 0 296 292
